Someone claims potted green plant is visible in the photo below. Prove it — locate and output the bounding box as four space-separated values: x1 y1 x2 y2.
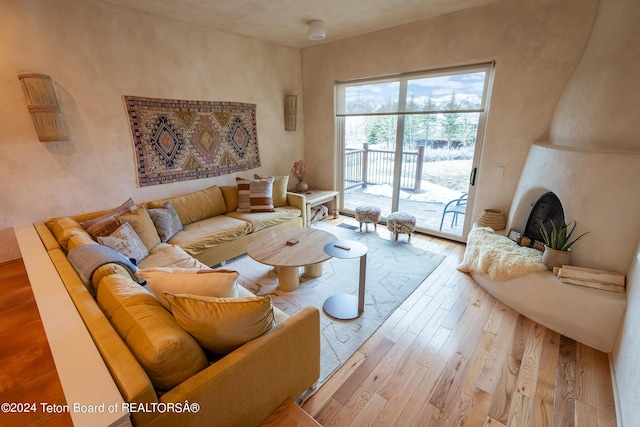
539 219 590 269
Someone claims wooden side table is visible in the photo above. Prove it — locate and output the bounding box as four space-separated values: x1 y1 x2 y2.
322 240 368 319
303 189 340 227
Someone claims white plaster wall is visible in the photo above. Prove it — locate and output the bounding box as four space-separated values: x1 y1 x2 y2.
547 0 640 424
302 0 640 421
301 0 598 223
614 245 640 427
0 0 304 262
507 143 640 274
541 0 640 423
549 0 640 151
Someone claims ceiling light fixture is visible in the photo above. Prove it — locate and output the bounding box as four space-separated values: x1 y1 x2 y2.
307 20 326 41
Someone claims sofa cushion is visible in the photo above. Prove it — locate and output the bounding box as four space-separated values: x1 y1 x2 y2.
137 244 210 270
236 177 275 213
220 186 239 213
97 222 149 264
116 207 161 251
165 294 275 355
147 202 183 242
46 217 93 251
96 275 208 391
148 185 226 226
226 206 302 232
81 198 137 239
254 174 289 207
167 215 253 258
92 263 138 294
138 269 239 311
67 232 98 251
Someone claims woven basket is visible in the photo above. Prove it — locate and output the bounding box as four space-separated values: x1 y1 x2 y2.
476 209 506 230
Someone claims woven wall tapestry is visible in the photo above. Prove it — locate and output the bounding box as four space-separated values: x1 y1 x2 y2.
124 96 261 187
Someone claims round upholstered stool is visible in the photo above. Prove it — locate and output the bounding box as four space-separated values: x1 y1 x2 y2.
387 212 417 242
354 205 381 233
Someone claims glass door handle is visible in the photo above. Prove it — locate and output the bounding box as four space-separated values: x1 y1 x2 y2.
470 167 477 186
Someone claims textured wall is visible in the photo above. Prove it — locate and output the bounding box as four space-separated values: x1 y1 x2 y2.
302 0 640 423
549 0 640 151
546 0 640 424
0 0 304 262
301 0 598 224
508 143 640 274
615 244 640 427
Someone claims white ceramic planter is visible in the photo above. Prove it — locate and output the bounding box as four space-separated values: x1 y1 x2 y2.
296 181 308 193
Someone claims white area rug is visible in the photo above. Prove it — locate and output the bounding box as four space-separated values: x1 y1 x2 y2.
224 222 444 386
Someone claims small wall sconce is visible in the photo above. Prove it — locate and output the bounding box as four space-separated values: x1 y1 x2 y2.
18 73 68 142
284 95 297 131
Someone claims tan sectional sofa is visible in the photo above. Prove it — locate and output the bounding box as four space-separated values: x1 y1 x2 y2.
31 183 321 427
149 183 307 266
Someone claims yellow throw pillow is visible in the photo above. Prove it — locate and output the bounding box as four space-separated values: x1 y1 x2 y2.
165 294 275 355
67 232 98 251
96 275 208 391
219 186 239 213
254 174 289 207
46 217 85 251
92 263 135 294
116 206 161 251
137 268 239 311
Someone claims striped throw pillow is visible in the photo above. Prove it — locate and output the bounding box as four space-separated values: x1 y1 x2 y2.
235 177 275 213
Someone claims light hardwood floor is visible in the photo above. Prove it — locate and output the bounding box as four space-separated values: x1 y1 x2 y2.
303 216 617 427
0 219 617 427
0 259 73 427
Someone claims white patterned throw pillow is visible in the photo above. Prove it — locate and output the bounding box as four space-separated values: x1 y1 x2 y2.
98 222 149 264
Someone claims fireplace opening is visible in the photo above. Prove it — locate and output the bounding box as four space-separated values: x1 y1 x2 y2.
524 192 565 243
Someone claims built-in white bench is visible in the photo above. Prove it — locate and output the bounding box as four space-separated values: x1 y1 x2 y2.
471 270 626 353
459 226 627 353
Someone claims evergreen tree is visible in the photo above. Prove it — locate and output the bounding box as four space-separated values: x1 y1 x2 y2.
366 98 398 147
367 115 396 147
421 96 438 146
442 93 462 149
403 96 419 148
459 113 479 146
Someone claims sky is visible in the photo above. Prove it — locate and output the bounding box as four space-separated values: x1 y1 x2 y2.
344 71 487 113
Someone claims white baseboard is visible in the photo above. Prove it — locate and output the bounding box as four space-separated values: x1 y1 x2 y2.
609 352 623 427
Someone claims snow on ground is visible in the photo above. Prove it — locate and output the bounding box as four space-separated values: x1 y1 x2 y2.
362 183 462 204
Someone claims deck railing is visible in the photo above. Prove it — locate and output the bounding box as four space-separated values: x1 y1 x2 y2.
345 143 425 192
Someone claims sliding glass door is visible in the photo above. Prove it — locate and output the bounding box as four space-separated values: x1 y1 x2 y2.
337 64 493 241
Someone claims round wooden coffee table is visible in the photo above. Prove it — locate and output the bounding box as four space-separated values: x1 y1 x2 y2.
247 227 337 291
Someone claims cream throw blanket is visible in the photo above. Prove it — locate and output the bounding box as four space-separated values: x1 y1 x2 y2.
458 227 547 281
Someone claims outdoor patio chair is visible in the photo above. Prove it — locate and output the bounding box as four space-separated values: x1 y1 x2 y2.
439 193 468 230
